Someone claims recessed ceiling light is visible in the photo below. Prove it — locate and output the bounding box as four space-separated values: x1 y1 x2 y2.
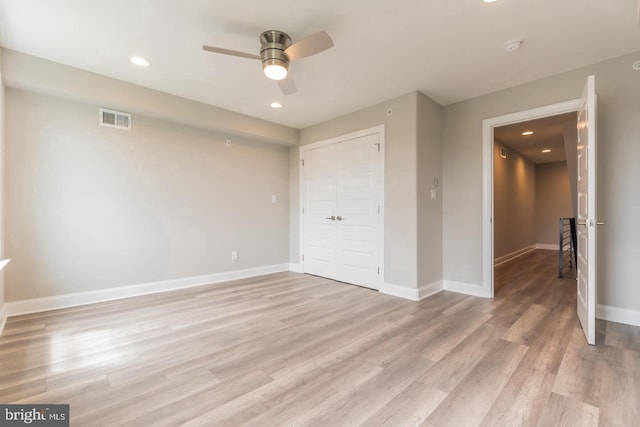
522 131 534 136
505 40 523 52
633 60 640 71
542 149 551 153
270 102 283 109
483 0 498 3
130 56 150 67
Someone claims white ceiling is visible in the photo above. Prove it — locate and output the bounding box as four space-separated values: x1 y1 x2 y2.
495 112 577 164
0 0 638 129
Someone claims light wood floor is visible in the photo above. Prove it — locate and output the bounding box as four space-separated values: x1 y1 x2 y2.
1 250 639 426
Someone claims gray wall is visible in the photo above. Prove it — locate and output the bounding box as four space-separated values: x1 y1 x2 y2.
1 49 299 147
536 162 572 246
562 122 578 217
493 143 536 258
417 92 443 286
3 45 638 315
288 146 300 265
443 50 640 311
5 89 290 301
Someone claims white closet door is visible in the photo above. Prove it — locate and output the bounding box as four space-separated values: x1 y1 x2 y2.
302 144 337 278
302 130 382 289
335 134 381 289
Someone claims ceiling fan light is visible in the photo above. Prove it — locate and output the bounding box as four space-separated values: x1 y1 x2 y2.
263 63 288 80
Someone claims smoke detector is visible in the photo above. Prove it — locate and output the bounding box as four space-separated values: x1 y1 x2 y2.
505 40 523 52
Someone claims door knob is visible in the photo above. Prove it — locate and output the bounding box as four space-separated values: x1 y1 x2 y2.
336 216 344 221
325 216 336 221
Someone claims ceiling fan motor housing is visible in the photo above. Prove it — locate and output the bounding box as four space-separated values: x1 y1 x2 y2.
260 30 292 71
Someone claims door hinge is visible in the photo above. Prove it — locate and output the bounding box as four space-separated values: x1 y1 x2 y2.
378 205 380 214
300 159 305 166
374 143 380 152
302 254 304 261
377 267 380 275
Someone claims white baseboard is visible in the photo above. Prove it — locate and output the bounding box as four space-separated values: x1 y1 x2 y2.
597 304 640 327
5 263 290 318
379 280 443 302
382 280 472 300
289 263 303 273
443 280 491 298
379 282 420 301
494 245 536 267
536 243 559 250
419 280 444 300
0 303 7 337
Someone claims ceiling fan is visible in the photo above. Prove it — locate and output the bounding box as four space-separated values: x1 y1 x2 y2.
202 30 334 95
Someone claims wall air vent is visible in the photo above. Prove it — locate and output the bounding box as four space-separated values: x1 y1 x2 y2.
99 108 131 130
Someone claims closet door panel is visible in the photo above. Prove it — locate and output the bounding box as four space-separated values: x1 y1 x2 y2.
335 134 381 289
303 144 337 279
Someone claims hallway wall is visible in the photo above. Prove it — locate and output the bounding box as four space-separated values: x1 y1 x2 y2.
493 142 536 259
536 162 573 246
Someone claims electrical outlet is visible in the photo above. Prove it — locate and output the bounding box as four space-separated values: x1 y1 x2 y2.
431 189 437 200
271 194 277 203
231 250 238 261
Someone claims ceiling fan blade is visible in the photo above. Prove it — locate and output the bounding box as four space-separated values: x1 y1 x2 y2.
202 45 261 60
278 75 297 95
284 31 334 61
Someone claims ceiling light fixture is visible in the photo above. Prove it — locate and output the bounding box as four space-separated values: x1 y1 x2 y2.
263 63 288 80
542 149 551 153
522 131 534 136
483 0 498 3
260 31 290 81
130 56 150 67
505 40 523 52
633 60 640 71
270 102 283 109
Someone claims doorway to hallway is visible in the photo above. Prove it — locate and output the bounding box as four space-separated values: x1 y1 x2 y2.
482 75 599 344
492 112 577 296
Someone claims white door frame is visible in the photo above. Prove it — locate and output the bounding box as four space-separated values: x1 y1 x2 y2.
482 100 581 297
299 125 385 288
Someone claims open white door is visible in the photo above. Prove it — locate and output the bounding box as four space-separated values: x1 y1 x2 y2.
576 75 598 345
